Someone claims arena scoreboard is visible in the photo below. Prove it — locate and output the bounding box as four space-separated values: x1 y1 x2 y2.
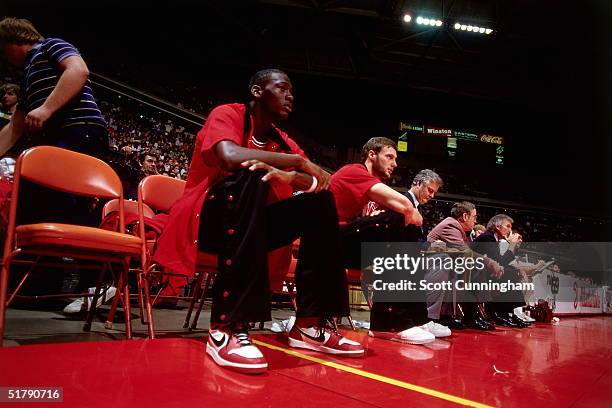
396 122 505 165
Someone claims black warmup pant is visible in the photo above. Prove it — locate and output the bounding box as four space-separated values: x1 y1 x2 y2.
198 169 349 325
340 211 429 332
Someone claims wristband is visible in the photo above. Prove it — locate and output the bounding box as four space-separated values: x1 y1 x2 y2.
304 176 318 193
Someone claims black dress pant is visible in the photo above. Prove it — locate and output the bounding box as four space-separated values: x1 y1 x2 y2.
487 265 525 315
340 211 429 332
198 169 349 325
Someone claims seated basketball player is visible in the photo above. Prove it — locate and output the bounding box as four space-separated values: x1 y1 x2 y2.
330 138 450 344
154 69 364 374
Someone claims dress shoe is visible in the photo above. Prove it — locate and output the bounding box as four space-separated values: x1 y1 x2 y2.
477 303 495 324
465 315 495 331
437 316 465 330
510 314 530 328
492 312 521 328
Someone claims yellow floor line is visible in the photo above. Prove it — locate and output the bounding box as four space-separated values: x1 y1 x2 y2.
254 339 493 408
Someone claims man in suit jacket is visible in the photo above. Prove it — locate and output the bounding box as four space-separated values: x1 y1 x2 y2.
473 214 528 327
426 201 501 330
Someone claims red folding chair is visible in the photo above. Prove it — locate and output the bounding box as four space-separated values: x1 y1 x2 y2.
0 146 146 345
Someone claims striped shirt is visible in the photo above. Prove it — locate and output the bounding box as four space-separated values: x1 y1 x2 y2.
18 38 106 129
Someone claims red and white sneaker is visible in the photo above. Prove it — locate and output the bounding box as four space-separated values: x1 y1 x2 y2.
287 322 365 357
206 328 268 374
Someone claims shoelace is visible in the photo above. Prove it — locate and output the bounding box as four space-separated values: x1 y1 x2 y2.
233 330 252 347
316 317 339 338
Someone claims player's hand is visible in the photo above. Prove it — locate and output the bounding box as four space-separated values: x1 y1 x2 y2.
241 160 296 185
24 105 53 131
299 159 330 192
369 209 386 216
406 208 423 226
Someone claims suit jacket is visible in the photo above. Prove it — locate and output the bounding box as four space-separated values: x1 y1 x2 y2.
472 230 515 266
405 192 425 242
427 217 469 249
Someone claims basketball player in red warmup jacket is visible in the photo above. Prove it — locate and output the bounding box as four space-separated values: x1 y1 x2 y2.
155 69 364 374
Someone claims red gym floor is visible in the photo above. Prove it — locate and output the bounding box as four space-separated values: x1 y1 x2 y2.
0 316 610 407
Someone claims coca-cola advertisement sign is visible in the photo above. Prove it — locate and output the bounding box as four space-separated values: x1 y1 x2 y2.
479 134 504 144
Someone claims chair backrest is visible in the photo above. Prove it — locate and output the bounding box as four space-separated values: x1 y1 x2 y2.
137 175 185 268
5 146 128 245
103 199 155 219
138 175 186 214
17 146 122 199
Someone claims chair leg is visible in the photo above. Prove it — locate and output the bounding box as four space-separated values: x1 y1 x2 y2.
5 256 39 307
331 318 339 331
121 266 133 339
286 281 297 311
0 263 10 346
183 271 204 329
140 271 155 339
84 263 107 332
347 314 356 331
105 272 124 329
190 272 213 331
138 272 146 325
0 250 22 346
366 285 373 309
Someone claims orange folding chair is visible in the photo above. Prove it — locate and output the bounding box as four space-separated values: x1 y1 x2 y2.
0 146 147 345
104 175 186 336
137 175 215 333
103 175 215 336
137 175 187 304
102 198 155 220
138 175 224 332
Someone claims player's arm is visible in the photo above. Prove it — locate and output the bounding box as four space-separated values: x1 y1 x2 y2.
216 140 329 191
25 55 89 131
366 182 422 226
240 159 317 191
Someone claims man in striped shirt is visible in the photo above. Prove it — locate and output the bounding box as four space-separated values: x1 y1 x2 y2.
0 17 107 158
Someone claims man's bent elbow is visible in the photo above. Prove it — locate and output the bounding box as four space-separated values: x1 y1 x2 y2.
215 143 241 171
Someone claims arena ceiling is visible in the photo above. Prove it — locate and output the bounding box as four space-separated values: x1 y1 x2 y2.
176 0 608 106
209 0 518 99
3 0 609 108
